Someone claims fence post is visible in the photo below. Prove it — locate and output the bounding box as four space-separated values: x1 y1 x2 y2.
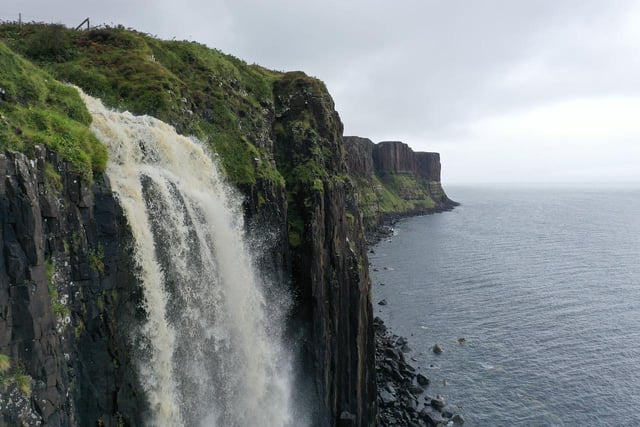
75 18 90 31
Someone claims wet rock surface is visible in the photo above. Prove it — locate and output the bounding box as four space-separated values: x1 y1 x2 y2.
375 317 464 426
0 149 146 426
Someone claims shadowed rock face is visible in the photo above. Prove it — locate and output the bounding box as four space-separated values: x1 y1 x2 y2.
415 152 441 181
273 73 376 426
344 136 374 180
0 148 146 426
373 141 417 175
373 141 443 184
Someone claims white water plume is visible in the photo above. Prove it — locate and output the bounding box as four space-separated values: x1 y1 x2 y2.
79 90 294 427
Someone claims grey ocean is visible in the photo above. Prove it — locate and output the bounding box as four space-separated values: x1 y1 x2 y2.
371 185 640 426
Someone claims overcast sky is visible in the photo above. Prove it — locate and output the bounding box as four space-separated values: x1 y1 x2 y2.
4 1 640 184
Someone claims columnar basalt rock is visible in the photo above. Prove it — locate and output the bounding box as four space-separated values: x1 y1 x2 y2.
273 72 376 426
344 137 458 231
344 136 374 180
372 141 417 175
0 148 146 426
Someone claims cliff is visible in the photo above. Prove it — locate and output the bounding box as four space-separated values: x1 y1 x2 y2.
345 138 457 230
0 23 455 426
0 24 375 426
0 148 146 426
273 73 375 425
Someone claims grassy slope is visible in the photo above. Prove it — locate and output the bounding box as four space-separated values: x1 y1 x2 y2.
0 40 106 177
0 23 432 232
352 173 436 228
0 23 284 185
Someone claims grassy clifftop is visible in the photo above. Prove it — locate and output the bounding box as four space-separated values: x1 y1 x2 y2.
0 23 453 236
0 22 363 249
0 23 283 184
0 40 106 177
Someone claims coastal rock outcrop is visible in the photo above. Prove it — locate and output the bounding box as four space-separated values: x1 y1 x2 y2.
345 138 458 230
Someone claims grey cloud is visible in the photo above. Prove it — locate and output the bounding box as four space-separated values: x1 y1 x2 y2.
4 0 639 182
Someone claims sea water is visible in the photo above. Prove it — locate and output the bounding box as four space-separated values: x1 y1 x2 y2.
371 185 640 426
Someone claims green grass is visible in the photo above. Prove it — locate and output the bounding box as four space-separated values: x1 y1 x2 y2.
0 23 285 186
44 162 64 191
0 354 10 375
46 259 70 318
14 372 31 396
0 356 32 396
45 258 55 284
89 244 105 273
352 172 436 228
0 40 106 178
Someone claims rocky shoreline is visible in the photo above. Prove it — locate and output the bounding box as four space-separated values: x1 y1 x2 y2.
365 204 458 247
369 218 465 426
374 317 465 426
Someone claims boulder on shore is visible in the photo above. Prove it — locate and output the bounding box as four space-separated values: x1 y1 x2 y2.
374 317 462 426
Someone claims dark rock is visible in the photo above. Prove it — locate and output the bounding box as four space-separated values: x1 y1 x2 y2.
338 410 356 426
384 347 400 360
419 408 448 426
391 367 405 382
378 299 387 306
344 136 375 180
379 389 396 406
374 316 464 427
408 383 425 395
431 395 446 409
396 337 408 346
416 373 430 386
432 344 443 354
404 396 418 413
452 414 466 424
273 73 375 426
442 408 454 418
0 149 146 426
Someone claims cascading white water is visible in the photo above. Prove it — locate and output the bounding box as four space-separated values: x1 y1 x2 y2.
79 90 294 427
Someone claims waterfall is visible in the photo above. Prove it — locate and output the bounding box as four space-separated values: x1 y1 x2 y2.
79 90 294 427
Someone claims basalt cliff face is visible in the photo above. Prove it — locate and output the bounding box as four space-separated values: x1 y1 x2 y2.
0 25 375 426
0 148 146 426
0 24 453 426
272 74 375 426
345 138 457 231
